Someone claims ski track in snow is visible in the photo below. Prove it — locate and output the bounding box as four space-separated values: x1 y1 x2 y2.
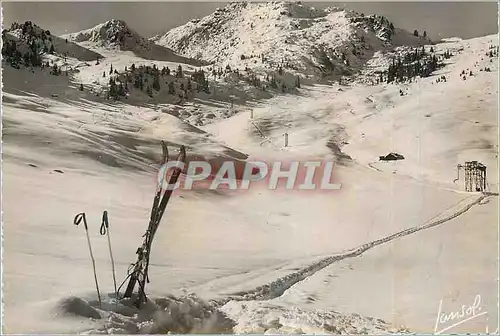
213 192 496 304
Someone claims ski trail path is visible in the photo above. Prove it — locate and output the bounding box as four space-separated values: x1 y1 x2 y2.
213 192 497 305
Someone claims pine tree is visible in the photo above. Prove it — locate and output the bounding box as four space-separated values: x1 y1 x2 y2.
423 31 427 38
152 73 161 91
281 82 286 93
176 65 183 78
103 71 106 78
118 82 125 96
413 29 419 37
168 81 175 94
80 83 84 91
134 77 141 89
110 64 113 75
270 76 278 89
23 52 30 66
52 64 59 76
109 78 117 99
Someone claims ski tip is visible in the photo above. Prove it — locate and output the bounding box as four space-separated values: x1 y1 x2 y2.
161 141 169 164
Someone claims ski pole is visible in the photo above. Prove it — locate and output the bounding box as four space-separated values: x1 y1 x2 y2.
100 210 118 308
74 212 102 308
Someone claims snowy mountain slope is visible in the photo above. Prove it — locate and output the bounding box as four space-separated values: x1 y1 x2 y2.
275 193 498 334
3 21 103 62
3 69 421 333
63 19 206 65
54 19 285 123
195 33 499 333
3 21 277 132
205 34 498 191
1 65 249 175
1 9 498 336
62 46 274 126
153 1 430 80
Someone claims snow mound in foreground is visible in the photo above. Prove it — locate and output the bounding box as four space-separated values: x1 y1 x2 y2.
53 292 398 334
58 296 103 320
56 293 234 334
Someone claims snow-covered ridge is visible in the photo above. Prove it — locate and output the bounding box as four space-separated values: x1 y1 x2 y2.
64 19 206 65
152 1 430 79
64 19 150 51
3 21 103 62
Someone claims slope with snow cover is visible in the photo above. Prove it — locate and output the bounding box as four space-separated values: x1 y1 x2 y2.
201 33 498 333
153 1 429 79
3 22 103 62
64 19 206 65
1 17 497 336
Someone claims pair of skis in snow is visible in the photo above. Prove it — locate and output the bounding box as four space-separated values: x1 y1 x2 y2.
122 141 186 307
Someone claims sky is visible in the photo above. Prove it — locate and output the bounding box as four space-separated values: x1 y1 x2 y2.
2 2 498 40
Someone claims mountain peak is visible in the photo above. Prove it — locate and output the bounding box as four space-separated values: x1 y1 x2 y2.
63 19 145 50
152 2 429 80
64 19 206 65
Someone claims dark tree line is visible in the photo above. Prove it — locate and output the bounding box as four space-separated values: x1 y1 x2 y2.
106 62 205 101
381 47 448 84
107 77 127 100
191 69 210 94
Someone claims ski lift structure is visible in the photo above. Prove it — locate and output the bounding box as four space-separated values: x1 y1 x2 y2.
454 161 487 192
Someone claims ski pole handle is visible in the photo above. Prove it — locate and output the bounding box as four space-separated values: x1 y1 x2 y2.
100 211 109 235
74 212 88 230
